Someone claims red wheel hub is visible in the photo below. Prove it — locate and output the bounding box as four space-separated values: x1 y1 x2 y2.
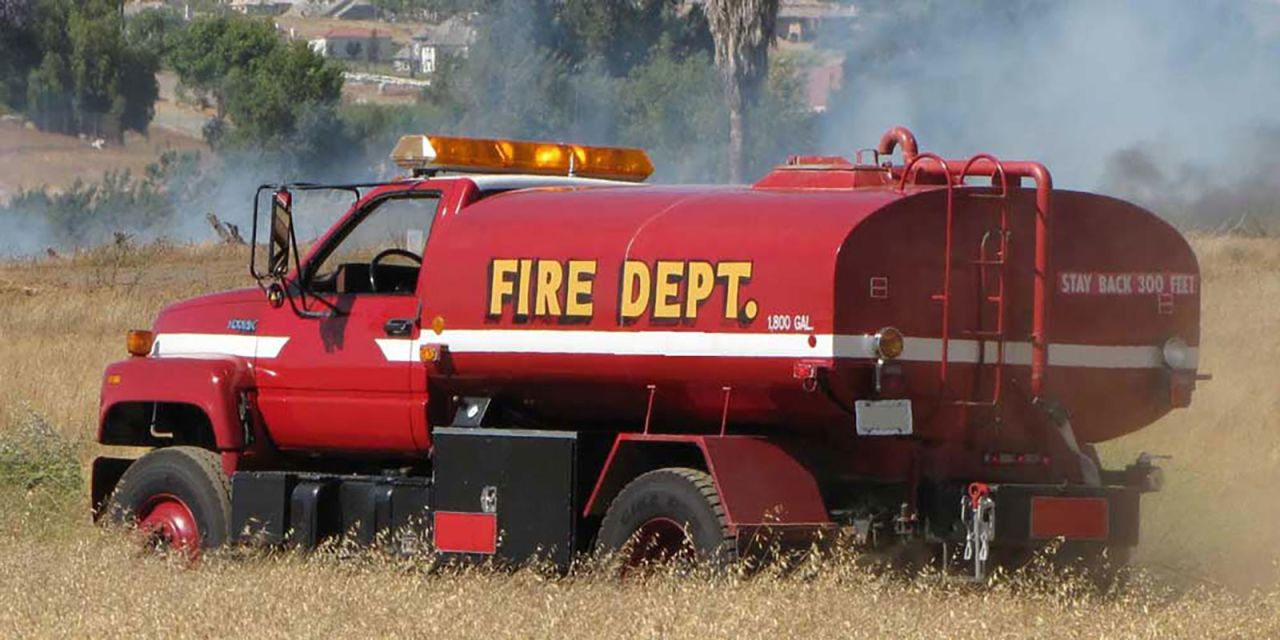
137 493 200 556
627 517 692 566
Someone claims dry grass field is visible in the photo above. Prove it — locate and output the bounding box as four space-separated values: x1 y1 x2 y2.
0 236 1278 638
0 120 208 200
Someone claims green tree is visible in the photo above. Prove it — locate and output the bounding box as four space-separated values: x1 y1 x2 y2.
0 0 42 111
9 0 156 140
617 50 726 181
222 40 343 144
559 0 712 77
168 15 279 118
68 3 126 138
168 14 341 149
25 51 73 132
126 7 184 61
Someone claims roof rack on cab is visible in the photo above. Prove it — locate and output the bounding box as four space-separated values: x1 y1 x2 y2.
390 134 655 183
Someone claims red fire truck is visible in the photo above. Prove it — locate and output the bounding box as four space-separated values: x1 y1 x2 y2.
93 128 1199 577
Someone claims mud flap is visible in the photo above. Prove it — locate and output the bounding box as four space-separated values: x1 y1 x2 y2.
90 456 136 520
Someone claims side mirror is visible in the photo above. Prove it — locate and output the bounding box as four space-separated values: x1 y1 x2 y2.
268 189 293 278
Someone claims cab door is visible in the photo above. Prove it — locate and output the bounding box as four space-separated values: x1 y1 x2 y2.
255 189 444 455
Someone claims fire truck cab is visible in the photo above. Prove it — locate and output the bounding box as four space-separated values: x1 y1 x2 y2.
93 130 1195 578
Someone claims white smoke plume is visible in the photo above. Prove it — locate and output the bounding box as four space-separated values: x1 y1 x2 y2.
821 0 1280 228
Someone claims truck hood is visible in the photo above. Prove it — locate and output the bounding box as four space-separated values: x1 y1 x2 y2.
152 288 267 339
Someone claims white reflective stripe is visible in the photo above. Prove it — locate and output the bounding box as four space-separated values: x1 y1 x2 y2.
896 339 1024 365
156 330 1195 370
429 330 835 358
375 338 418 362
1051 343 1198 369
152 333 290 359
874 337 1196 369
390 330 1195 370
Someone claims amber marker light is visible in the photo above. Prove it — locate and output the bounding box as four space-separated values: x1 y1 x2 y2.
126 330 154 357
420 344 443 363
874 327 905 360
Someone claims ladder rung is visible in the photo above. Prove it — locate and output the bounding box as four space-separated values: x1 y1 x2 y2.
970 259 1005 266
965 193 1008 200
961 330 1005 338
952 400 998 407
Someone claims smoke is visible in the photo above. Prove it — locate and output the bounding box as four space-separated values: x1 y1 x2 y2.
0 117 401 257
822 0 1280 229
8 0 1279 257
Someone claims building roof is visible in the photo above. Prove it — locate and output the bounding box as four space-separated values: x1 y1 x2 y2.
321 27 392 39
779 0 859 19
412 17 474 47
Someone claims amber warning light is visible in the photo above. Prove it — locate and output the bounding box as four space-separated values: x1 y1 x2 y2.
126 330 154 357
390 134 654 182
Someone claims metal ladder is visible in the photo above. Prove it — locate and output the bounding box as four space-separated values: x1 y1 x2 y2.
900 153 1012 408
956 155 1012 408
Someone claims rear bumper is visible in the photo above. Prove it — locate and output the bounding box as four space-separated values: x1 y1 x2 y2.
989 484 1140 548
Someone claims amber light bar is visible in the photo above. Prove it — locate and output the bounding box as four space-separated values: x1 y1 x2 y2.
390 134 654 182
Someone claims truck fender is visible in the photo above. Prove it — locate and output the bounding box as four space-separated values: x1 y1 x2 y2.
99 356 255 452
583 434 832 533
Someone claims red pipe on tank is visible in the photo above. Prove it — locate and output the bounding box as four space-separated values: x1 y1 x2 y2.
877 126 919 165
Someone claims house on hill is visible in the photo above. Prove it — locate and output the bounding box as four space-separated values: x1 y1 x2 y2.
396 17 474 75
229 0 294 16
326 0 379 20
776 0 859 43
308 28 393 63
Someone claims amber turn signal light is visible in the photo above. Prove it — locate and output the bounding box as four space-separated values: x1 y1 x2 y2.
126 330 154 357
874 327 904 360
420 343 444 363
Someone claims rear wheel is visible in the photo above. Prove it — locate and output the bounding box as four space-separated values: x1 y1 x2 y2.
107 447 231 555
596 468 734 568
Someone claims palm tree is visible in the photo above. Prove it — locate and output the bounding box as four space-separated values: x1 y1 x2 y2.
705 0 780 183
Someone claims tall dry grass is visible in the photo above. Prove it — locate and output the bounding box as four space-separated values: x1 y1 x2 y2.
0 236 1277 637
1105 235 1280 588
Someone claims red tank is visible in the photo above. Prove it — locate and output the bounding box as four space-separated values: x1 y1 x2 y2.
417 129 1200 485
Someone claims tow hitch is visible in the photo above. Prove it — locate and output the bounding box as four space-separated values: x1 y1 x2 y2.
961 482 996 580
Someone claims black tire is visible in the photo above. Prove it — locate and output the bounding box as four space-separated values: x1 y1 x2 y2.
596 468 734 567
107 446 232 550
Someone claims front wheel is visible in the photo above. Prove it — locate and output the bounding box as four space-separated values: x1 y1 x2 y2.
107 446 231 554
596 468 735 568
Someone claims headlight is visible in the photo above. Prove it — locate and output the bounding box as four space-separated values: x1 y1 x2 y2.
874 327 904 360
1162 337 1189 369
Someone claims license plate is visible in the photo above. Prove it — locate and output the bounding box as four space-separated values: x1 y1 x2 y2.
854 399 913 436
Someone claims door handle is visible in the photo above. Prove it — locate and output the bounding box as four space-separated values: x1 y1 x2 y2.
384 318 415 337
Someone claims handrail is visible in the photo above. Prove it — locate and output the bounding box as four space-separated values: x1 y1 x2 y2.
960 154 1010 406
890 136 1054 398
898 153 957 388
